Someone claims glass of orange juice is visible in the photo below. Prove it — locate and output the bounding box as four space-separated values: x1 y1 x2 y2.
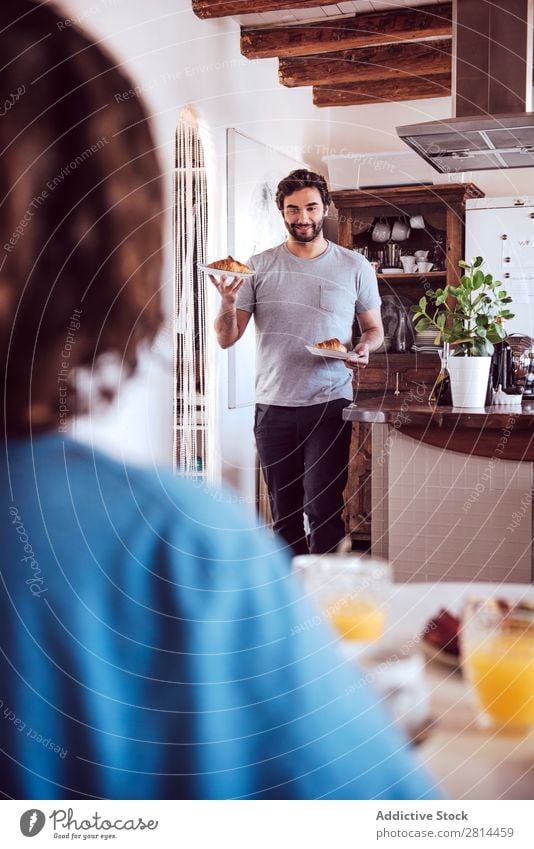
293 555 391 645
462 599 534 732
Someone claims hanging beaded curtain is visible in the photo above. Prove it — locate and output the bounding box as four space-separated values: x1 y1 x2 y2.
174 107 210 479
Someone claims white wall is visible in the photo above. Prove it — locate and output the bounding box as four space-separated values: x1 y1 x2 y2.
325 97 534 197
60 0 330 498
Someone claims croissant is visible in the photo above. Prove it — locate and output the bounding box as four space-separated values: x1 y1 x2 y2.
208 255 252 274
315 338 347 353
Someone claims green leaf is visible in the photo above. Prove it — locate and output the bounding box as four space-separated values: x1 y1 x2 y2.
473 256 484 268
473 269 484 288
418 296 427 311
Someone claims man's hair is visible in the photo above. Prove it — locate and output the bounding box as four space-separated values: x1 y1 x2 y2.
0 0 163 433
275 169 331 211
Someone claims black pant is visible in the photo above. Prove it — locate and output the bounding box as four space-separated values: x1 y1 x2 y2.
254 399 352 557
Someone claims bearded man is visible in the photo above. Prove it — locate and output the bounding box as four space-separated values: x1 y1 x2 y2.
213 169 383 556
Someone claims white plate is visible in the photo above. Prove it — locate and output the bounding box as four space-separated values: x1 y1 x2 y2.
198 263 253 280
305 345 361 361
381 268 404 275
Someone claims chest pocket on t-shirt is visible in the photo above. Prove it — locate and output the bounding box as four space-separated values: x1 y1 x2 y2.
319 283 351 314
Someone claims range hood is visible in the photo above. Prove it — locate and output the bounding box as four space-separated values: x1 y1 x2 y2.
397 0 534 172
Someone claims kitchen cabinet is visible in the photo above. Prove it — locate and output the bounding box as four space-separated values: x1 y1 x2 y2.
333 182 484 545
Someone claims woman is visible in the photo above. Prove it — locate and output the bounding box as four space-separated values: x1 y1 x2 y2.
0 0 435 800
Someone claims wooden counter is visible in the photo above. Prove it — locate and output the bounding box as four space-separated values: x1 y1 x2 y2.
343 394 534 462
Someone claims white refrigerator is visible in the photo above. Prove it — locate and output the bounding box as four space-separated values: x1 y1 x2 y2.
465 196 534 338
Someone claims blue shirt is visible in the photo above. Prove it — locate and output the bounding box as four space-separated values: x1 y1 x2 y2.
0 434 436 799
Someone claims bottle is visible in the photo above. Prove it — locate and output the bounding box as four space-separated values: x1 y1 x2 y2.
429 235 445 272
394 310 407 353
430 369 452 405
429 341 452 404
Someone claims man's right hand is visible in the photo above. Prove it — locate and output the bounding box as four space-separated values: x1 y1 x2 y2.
209 274 246 304
211 275 252 348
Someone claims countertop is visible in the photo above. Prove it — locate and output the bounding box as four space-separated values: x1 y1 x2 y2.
343 394 534 460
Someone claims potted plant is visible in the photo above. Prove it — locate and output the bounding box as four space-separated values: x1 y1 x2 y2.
411 257 514 407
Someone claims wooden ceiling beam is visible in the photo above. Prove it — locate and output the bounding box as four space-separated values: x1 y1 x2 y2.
279 39 451 88
242 2 452 60
193 0 341 18
313 73 451 107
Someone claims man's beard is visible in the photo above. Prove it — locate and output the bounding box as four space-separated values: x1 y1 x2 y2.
285 215 326 243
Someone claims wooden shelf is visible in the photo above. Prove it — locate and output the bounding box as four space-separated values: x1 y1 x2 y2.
334 182 484 546
377 271 446 282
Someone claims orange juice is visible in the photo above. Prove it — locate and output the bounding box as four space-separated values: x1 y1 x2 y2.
465 634 534 729
327 597 385 641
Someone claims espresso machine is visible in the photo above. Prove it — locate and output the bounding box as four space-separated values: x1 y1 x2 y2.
506 334 534 398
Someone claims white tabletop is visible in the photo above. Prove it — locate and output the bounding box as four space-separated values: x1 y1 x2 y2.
386 582 534 800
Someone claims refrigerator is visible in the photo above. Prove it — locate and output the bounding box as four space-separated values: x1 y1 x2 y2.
465 196 534 338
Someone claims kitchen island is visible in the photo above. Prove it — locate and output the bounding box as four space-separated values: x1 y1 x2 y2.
343 395 534 583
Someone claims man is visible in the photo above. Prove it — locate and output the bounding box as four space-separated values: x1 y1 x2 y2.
213 169 383 555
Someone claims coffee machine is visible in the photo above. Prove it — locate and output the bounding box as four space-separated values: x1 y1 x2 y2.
504 334 534 398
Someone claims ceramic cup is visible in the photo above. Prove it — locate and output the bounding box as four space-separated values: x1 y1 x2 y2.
372 219 391 243
410 215 425 229
414 250 429 260
416 261 433 273
400 255 417 273
391 218 411 241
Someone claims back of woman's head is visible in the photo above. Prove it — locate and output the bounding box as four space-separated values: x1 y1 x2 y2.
0 0 164 433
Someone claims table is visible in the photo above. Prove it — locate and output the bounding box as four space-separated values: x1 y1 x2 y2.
383 582 534 800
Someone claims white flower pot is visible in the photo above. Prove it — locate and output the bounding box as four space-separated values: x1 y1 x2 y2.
447 356 492 408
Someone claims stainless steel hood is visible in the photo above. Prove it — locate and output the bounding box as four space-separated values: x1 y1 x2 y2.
397 0 534 173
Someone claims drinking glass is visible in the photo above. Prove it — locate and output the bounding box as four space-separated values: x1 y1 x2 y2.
462 599 534 732
293 555 391 644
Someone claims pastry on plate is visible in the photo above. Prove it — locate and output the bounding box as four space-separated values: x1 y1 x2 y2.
423 608 460 657
315 338 347 353
207 256 252 274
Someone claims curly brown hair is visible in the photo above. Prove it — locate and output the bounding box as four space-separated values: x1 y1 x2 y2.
275 169 331 211
0 0 164 434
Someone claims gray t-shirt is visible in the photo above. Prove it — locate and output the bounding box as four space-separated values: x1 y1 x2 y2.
236 241 381 406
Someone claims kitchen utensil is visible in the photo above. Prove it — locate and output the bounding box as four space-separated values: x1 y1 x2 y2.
384 242 400 268
292 554 391 647
371 218 391 243
416 261 433 273
400 255 417 273
410 214 425 229
352 215 374 235
391 217 411 241
506 333 534 396
198 263 253 280
305 345 361 362
394 373 400 395
381 295 415 350
414 250 429 260
394 311 408 353
462 598 534 731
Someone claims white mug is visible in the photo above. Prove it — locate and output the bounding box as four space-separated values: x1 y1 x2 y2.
391 218 411 241
372 219 391 243
416 261 433 273
400 255 417 273
410 215 425 229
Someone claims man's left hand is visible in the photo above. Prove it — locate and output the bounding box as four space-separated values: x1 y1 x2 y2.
344 341 369 370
